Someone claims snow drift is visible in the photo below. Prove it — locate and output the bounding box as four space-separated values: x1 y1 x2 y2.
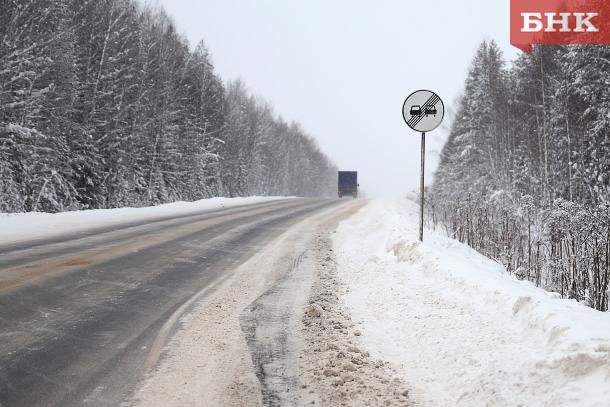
334 199 610 407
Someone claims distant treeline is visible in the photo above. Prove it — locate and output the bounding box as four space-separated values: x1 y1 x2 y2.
0 0 337 213
431 40 610 311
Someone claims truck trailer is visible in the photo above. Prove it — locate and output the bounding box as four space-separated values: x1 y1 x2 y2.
338 171 358 198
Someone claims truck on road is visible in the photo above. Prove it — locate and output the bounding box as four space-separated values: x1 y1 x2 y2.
338 171 358 198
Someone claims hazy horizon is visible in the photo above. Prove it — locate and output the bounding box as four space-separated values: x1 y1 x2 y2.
155 0 520 197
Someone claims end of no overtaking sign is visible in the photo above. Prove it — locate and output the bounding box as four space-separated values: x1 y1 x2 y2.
402 90 444 243
401 90 444 133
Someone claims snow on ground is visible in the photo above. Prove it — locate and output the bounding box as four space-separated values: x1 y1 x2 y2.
131 200 353 407
334 199 610 407
0 197 292 247
298 211 413 406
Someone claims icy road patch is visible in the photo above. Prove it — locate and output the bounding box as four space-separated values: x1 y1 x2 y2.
334 200 610 407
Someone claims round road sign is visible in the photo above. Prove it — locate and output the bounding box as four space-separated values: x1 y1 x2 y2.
402 90 444 133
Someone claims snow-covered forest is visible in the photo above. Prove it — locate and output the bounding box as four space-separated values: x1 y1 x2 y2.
431 41 610 311
0 0 337 213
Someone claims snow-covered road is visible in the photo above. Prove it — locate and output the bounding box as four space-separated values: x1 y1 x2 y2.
3 197 609 406
0 197 339 407
334 200 610 407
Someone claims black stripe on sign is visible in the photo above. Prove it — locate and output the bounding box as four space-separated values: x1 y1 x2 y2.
410 95 439 127
408 94 439 128
407 94 438 126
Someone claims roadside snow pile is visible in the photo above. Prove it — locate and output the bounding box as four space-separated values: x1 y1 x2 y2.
0 196 291 246
334 199 610 407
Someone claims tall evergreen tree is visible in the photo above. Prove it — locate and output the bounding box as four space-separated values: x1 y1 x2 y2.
432 41 610 310
0 0 337 213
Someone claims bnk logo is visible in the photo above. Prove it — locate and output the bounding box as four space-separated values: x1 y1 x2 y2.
521 12 599 33
510 0 610 53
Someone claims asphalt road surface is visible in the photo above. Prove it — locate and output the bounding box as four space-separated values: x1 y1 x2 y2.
0 198 343 407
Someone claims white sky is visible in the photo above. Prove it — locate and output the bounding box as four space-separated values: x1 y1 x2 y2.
157 0 519 197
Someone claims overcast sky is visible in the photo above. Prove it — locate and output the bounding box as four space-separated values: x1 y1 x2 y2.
156 0 519 197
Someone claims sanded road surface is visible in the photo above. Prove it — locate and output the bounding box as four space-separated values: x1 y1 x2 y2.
0 198 342 407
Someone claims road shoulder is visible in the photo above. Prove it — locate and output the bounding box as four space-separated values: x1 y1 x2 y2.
128 201 359 406
129 199 413 406
296 212 413 406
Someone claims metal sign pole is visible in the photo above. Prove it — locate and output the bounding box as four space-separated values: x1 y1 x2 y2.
419 132 425 242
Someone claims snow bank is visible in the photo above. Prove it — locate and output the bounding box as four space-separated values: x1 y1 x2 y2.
334 199 610 407
0 197 292 247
